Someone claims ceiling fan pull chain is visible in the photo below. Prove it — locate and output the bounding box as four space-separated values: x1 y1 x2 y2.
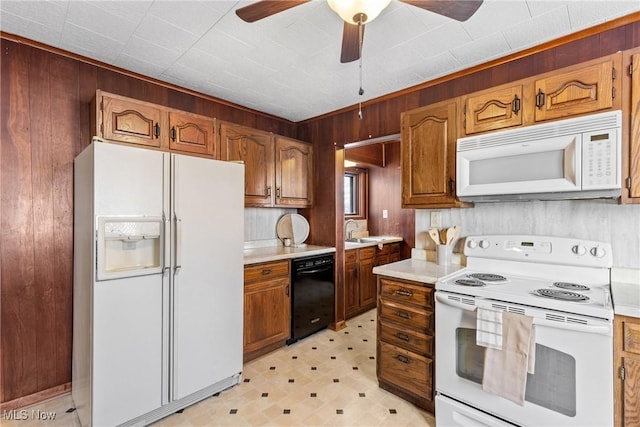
358 15 364 120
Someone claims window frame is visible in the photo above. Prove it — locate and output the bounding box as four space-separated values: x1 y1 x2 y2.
344 167 368 220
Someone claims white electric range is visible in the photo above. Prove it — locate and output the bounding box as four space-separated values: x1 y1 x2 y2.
435 234 614 427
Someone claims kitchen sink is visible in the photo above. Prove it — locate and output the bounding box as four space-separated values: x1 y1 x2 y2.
345 236 401 244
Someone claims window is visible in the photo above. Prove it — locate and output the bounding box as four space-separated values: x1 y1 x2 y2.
344 168 368 219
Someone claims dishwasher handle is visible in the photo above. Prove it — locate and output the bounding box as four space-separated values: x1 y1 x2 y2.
296 265 333 275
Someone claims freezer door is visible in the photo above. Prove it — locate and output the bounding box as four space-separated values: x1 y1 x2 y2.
170 154 244 400
90 141 166 425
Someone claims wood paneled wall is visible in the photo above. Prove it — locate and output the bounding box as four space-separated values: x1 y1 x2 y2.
0 37 295 407
367 141 414 259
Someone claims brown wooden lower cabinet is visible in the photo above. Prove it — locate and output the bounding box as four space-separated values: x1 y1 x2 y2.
377 276 435 413
243 260 290 362
615 314 640 427
345 243 401 319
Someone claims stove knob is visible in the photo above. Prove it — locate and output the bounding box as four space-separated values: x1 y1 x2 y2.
590 246 606 258
467 239 477 249
571 245 587 256
479 239 490 249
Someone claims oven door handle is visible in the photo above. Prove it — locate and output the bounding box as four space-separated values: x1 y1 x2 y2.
435 294 611 335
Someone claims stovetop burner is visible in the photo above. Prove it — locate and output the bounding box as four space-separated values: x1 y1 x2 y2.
468 273 507 282
534 288 590 302
455 278 486 287
553 282 590 292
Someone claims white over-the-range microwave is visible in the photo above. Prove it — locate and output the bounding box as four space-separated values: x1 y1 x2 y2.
456 110 622 202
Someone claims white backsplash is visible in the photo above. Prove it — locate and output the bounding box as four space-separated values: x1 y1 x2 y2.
244 207 296 242
415 199 640 268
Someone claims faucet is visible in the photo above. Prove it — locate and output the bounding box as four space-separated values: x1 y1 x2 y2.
344 219 358 240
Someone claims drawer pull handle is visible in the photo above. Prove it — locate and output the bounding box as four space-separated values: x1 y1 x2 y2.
395 311 411 319
396 354 411 364
261 269 272 275
395 289 413 297
395 332 410 341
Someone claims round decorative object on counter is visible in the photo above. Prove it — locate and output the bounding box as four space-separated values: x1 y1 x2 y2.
276 214 309 245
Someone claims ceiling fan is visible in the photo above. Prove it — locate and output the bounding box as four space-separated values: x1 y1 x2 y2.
236 0 484 63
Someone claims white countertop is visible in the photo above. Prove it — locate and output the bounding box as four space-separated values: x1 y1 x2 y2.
611 267 640 318
372 258 465 284
244 244 336 265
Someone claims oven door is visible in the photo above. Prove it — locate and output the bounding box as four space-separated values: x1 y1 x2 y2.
435 291 613 427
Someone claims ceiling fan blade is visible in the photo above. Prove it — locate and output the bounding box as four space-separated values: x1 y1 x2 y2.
340 22 365 64
400 0 483 22
236 0 309 23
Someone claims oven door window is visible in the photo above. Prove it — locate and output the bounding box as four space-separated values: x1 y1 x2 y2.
455 328 577 417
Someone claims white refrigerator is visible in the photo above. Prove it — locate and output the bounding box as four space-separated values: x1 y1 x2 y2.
73 138 244 427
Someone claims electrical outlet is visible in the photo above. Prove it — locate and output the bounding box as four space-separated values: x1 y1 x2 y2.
382 209 388 219
430 211 441 228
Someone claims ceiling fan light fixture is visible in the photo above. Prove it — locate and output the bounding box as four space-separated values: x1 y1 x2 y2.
327 0 391 25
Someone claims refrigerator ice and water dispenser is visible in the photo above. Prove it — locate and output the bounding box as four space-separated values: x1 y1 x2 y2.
96 216 163 280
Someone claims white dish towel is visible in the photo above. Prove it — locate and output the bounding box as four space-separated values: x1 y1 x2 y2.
476 307 503 349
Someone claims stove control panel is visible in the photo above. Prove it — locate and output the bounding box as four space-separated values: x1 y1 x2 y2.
464 235 613 268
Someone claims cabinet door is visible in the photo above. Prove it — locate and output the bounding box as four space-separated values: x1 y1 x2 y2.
359 256 376 309
275 137 313 207
243 277 290 355
101 95 162 148
629 51 640 200
168 112 216 157
344 254 360 318
534 59 615 122
220 122 274 206
463 84 523 134
401 100 459 207
622 356 640 427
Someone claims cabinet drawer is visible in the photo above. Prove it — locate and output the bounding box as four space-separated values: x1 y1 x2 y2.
380 320 433 356
244 260 289 283
360 246 376 260
345 249 358 264
380 278 433 307
379 341 432 399
379 300 433 332
624 321 640 355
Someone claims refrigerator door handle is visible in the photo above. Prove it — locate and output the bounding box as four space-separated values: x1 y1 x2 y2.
163 213 171 274
175 215 182 272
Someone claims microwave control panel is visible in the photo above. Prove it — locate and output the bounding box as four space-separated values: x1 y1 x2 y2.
582 129 619 189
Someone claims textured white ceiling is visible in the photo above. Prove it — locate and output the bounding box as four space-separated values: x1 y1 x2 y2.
1 0 638 122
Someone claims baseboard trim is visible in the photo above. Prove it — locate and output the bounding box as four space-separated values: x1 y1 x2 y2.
0 383 72 412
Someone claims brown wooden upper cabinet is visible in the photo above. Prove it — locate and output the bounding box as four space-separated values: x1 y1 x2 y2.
624 48 640 202
463 84 524 135
93 90 218 157
219 122 313 208
274 136 313 207
462 55 621 136
401 99 466 208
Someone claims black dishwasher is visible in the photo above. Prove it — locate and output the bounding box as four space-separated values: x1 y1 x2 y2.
287 254 335 344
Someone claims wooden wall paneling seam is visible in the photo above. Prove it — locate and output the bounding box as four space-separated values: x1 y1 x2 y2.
1 39 38 402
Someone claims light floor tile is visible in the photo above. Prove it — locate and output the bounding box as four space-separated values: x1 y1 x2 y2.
1 310 434 427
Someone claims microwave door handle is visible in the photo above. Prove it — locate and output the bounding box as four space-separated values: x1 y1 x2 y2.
435 293 476 311
564 136 579 186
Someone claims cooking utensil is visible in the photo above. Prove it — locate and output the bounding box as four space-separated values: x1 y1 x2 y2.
446 226 460 245
439 229 447 245
428 228 441 245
